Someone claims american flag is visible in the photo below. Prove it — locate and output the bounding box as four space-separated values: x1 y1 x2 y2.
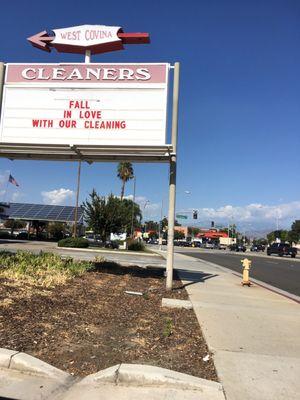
8 174 19 187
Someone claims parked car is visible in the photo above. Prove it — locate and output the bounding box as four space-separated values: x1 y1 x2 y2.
229 244 246 252
204 242 214 249
191 241 202 248
250 244 265 252
218 244 227 250
84 233 102 243
267 243 297 258
104 240 119 249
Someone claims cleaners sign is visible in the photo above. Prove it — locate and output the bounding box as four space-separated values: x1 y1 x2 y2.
0 63 169 147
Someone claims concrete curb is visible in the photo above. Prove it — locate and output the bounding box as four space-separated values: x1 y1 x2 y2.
0 348 19 368
57 246 161 257
78 363 223 391
0 350 225 399
9 351 71 380
161 298 193 309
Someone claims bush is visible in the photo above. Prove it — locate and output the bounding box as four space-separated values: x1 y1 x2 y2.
58 237 89 248
127 239 145 251
0 251 92 287
0 231 11 239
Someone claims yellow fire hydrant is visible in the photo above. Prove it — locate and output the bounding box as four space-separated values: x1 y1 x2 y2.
241 258 252 286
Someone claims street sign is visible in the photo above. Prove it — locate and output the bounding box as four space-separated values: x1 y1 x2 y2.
27 25 150 54
176 214 188 219
0 63 169 148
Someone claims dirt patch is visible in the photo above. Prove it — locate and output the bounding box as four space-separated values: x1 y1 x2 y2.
0 263 217 380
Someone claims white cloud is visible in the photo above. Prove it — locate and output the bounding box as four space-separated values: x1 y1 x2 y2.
104 193 300 230
11 192 23 202
41 188 75 205
124 195 161 219
190 201 300 229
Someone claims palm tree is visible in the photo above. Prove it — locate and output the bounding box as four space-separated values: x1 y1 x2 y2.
117 162 134 200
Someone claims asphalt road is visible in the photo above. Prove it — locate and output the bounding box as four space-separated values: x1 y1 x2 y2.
179 250 300 297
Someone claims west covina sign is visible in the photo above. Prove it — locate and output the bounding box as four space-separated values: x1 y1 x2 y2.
0 63 169 149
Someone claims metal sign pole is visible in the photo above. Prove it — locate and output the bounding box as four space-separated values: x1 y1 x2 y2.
166 62 180 290
0 63 5 115
73 50 91 237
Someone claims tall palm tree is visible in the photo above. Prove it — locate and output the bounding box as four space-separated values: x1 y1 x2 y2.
117 162 134 200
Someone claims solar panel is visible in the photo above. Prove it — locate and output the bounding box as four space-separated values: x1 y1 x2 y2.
8 203 84 223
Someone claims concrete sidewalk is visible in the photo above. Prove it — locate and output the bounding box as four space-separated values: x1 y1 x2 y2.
171 252 300 400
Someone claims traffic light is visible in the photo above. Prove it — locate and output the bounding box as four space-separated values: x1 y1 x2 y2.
193 210 198 219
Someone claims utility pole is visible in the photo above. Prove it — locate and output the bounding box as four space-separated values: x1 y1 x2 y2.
166 62 180 290
130 175 136 237
159 199 163 250
73 160 81 237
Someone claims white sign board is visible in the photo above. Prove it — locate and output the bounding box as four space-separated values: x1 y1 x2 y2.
51 25 121 47
0 63 169 147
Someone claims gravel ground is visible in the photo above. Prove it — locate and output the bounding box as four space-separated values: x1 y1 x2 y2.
0 263 217 380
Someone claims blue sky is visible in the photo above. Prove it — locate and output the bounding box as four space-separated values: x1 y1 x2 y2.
0 0 299 232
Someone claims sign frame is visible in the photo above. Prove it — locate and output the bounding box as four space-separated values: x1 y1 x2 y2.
0 62 170 161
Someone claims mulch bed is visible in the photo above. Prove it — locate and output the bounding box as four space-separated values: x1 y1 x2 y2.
0 263 217 381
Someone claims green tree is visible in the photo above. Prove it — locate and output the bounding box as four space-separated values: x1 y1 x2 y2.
83 190 142 241
219 224 237 237
4 219 26 236
287 230 299 245
267 230 289 244
47 222 66 241
145 220 159 232
267 231 276 244
253 238 267 246
83 189 106 238
174 230 185 240
117 162 134 200
288 220 300 244
291 220 300 235
188 227 200 237
160 217 181 231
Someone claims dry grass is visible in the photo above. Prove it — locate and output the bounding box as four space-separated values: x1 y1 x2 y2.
0 251 92 288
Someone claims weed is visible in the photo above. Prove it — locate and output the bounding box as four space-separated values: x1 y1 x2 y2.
163 317 173 337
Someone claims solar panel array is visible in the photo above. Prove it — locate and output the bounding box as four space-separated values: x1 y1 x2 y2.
8 203 84 224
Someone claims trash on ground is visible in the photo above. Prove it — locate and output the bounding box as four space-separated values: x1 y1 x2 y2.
124 290 143 296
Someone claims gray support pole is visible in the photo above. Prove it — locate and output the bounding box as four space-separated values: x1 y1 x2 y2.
0 63 5 114
73 50 91 238
166 62 180 290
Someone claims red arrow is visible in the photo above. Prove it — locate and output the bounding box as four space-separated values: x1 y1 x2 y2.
27 31 54 52
27 29 150 54
118 32 150 44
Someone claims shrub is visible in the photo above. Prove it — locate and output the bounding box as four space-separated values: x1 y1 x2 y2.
58 237 89 248
0 231 11 239
0 251 92 287
127 239 145 251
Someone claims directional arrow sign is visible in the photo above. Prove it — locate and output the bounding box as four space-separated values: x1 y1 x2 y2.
28 25 150 55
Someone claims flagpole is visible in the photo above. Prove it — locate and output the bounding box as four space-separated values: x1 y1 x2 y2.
3 171 10 202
